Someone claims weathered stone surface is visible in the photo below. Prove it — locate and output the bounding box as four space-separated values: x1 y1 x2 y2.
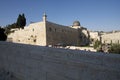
101 32 120 44
7 14 90 46
0 41 120 80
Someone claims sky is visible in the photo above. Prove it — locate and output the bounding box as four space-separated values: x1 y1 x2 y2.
0 0 120 31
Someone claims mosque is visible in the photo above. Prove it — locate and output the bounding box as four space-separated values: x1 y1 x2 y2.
7 13 90 46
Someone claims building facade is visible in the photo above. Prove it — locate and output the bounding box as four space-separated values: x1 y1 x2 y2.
7 13 90 46
101 32 120 44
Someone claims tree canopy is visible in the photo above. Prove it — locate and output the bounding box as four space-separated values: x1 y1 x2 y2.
108 44 120 54
4 13 26 35
0 27 7 41
94 40 101 49
16 13 26 29
4 23 17 35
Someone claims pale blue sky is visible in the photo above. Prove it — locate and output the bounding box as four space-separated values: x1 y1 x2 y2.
0 0 120 31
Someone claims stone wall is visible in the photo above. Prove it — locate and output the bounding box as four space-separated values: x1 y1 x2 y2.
7 22 47 46
46 21 79 46
0 41 120 80
101 32 120 44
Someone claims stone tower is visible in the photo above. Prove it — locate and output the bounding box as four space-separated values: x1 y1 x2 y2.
43 12 47 22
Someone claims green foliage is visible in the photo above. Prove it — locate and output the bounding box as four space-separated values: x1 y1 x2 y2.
94 40 101 49
0 27 7 41
4 23 18 35
108 44 120 54
4 13 26 35
22 14 26 27
16 13 26 29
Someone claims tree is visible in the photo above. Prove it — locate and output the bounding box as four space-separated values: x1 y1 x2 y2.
22 14 26 27
0 27 7 41
94 40 101 49
16 13 26 29
4 23 17 35
3 13 26 35
108 44 120 54
16 14 22 28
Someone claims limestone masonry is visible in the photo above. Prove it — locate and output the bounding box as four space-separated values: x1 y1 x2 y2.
7 13 90 46
101 31 120 44
7 13 120 46
0 41 120 80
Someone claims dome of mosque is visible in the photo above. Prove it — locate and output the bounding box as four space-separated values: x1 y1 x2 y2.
73 21 81 26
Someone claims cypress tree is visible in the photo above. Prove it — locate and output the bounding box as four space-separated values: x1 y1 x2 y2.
16 13 26 29
21 13 26 28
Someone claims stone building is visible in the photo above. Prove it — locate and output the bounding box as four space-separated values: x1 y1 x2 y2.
89 31 100 46
101 31 120 44
7 13 90 46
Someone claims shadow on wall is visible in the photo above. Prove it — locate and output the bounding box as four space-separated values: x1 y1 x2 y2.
78 28 90 46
